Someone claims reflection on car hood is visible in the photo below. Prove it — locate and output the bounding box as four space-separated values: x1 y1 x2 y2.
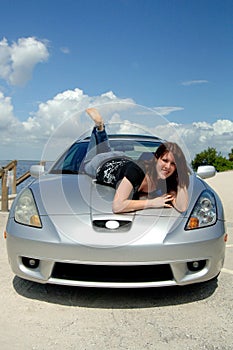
30 174 96 215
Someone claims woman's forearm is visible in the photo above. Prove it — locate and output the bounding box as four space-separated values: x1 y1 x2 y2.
112 198 152 213
112 177 175 214
112 193 174 214
172 186 188 212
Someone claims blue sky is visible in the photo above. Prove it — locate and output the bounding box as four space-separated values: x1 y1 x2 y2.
0 0 233 159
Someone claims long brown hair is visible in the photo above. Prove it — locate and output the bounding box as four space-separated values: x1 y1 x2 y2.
143 142 189 194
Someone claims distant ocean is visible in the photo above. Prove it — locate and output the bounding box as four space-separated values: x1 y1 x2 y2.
0 160 52 194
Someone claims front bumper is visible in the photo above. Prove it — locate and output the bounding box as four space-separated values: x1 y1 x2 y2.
6 221 226 288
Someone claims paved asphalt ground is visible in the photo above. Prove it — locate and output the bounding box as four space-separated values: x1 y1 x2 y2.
0 172 232 350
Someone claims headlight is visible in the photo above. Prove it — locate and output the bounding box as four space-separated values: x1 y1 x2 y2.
185 190 217 230
14 188 42 228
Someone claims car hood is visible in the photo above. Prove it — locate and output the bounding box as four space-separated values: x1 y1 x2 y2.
29 173 206 218
23 173 216 246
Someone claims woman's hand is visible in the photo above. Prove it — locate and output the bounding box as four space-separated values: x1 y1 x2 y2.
150 194 175 208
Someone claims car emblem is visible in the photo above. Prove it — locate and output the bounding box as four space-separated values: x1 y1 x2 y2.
105 220 120 230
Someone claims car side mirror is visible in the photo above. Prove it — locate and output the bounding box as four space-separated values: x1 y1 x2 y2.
30 165 45 178
196 165 216 179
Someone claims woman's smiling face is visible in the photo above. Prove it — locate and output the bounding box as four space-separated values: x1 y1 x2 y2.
156 151 176 179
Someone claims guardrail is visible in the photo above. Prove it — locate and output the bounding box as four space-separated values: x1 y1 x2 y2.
0 160 45 212
0 160 17 212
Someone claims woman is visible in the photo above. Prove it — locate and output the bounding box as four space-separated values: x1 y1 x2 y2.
85 108 189 214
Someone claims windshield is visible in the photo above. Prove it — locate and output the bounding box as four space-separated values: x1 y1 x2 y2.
49 138 161 174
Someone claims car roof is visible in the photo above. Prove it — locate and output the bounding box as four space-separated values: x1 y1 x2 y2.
81 134 164 143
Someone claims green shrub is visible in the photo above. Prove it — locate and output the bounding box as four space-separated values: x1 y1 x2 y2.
191 147 233 172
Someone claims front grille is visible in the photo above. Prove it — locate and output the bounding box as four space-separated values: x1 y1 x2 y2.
52 262 173 283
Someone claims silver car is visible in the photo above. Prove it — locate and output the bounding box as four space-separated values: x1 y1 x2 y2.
5 133 226 288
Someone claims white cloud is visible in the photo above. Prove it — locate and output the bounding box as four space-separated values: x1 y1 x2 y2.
181 80 208 86
0 38 11 81
167 120 233 159
60 47 70 54
212 119 233 134
0 92 19 129
193 121 213 130
0 37 49 86
152 106 184 116
23 89 134 137
0 88 232 161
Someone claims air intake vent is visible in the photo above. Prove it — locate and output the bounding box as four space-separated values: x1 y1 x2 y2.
52 263 173 283
93 220 132 232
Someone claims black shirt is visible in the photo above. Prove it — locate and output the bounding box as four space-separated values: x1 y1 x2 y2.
96 158 168 199
118 161 145 198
